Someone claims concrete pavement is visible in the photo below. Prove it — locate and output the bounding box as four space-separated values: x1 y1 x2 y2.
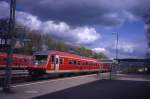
0 73 150 99
0 74 100 99
33 80 150 99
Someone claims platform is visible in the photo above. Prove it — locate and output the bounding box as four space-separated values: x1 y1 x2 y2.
0 73 150 99
0 74 100 99
33 79 150 99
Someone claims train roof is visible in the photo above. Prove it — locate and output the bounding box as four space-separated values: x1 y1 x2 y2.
34 50 98 62
33 50 50 55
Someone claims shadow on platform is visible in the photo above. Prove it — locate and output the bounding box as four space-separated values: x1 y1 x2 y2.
32 80 150 99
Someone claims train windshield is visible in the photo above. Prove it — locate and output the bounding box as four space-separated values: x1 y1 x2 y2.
32 55 48 65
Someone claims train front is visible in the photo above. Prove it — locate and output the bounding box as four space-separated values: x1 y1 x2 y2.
28 51 49 75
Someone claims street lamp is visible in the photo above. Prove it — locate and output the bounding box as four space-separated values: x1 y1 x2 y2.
112 32 119 73
112 32 119 60
3 0 16 92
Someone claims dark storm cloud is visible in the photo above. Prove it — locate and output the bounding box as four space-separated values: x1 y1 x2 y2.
2 0 150 26
16 0 107 26
16 0 150 26
16 0 143 26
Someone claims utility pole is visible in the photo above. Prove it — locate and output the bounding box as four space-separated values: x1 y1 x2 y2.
112 32 119 60
116 32 119 60
3 0 16 92
112 32 119 74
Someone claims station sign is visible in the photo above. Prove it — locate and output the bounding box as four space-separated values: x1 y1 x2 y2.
0 23 10 51
0 36 11 52
0 38 10 45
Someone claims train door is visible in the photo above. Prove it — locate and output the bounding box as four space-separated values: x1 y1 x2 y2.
55 55 59 71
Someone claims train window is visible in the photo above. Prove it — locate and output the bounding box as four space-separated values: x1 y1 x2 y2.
86 62 89 65
86 62 88 65
32 55 48 65
4 58 7 62
24 59 27 63
77 61 80 65
68 60 73 64
19 59 22 62
59 58 63 64
82 62 85 65
35 55 48 61
82 62 84 65
56 58 59 64
74 60 77 64
51 55 54 63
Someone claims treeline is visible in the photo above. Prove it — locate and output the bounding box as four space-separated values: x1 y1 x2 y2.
27 31 108 59
0 19 108 59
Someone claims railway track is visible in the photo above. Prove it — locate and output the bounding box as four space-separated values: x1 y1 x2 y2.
0 73 29 86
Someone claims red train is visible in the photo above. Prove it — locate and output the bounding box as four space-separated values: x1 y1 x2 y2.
28 51 111 75
0 52 31 70
0 51 112 76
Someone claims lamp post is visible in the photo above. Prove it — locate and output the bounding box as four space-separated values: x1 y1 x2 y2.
113 32 119 60
3 0 16 92
112 32 119 73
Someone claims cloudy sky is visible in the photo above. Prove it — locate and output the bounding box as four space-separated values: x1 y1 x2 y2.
0 0 150 59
